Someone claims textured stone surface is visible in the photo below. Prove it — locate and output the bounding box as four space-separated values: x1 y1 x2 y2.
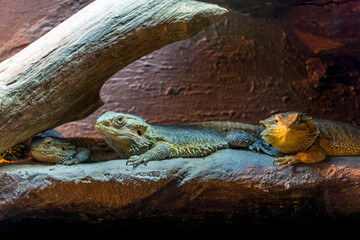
1 150 360 223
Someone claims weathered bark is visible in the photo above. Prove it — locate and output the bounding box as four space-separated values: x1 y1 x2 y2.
0 0 228 152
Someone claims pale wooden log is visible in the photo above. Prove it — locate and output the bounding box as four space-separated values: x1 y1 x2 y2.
0 0 228 152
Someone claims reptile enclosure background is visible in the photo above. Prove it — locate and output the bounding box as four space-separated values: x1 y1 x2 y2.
1 0 360 135
1 0 360 236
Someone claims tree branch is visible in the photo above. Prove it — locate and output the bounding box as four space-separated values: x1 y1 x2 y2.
0 0 228 152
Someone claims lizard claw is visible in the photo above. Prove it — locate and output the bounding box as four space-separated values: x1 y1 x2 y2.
126 155 148 168
249 140 284 157
249 140 283 157
273 156 301 171
61 159 79 166
249 140 269 152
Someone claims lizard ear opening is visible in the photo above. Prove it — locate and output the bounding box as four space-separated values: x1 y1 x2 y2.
137 130 143 136
136 125 149 137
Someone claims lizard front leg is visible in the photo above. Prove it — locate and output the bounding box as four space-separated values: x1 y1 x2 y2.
126 141 172 168
227 132 283 157
274 144 326 171
62 147 91 165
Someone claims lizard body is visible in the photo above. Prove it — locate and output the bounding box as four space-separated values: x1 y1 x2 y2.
260 112 360 170
95 111 282 167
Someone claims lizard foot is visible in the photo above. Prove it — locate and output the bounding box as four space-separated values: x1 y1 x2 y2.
249 140 270 152
126 155 149 168
0 158 15 164
249 140 283 157
61 148 90 166
61 158 79 166
273 156 301 171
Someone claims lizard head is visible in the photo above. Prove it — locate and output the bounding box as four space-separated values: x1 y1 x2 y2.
30 137 76 163
260 112 319 154
95 111 153 158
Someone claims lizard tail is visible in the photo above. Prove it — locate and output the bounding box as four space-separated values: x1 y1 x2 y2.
185 121 264 138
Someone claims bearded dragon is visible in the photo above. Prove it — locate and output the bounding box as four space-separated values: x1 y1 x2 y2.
260 112 360 170
29 136 113 165
0 145 25 164
94 111 282 168
0 136 115 165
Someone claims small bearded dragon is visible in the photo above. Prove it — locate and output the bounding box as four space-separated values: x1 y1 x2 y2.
29 136 112 165
261 112 360 170
95 111 282 168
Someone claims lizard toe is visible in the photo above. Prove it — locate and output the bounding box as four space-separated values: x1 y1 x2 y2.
61 159 78 166
273 156 300 171
127 156 147 168
249 140 272 154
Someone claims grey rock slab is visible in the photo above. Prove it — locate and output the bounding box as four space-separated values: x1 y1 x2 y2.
0 149 359 223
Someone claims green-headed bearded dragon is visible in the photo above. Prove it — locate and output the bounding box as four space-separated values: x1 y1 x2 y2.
95 111 282 168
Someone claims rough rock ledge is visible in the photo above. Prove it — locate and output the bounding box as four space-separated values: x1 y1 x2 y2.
1 149 360 228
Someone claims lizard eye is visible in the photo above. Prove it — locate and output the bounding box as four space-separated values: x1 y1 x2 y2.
274 119 278 124
137 130 143 136
116 116 125 124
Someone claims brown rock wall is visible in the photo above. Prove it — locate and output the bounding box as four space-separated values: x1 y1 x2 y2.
56 13 319 136
1 1 360 137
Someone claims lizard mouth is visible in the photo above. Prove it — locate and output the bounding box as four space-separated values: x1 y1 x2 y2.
31 146 75 153
95 123 138 139
32 149 71 153
32 149 58 153
261 125 319 154
30 148 76 160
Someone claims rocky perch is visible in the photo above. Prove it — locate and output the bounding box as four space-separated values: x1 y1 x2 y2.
1 149 360 232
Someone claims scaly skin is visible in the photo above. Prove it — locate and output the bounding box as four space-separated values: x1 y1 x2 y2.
260 112 360 170
95 111 282 168
30 136 110 165
0 145 25 163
